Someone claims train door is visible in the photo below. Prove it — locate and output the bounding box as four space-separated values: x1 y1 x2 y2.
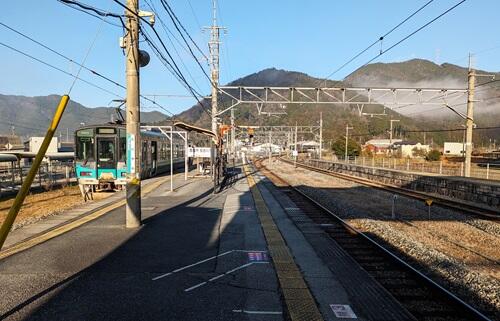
96 137 117 179
151 141 158 175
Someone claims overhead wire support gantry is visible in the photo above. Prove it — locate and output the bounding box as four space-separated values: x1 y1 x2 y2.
216 86 468 116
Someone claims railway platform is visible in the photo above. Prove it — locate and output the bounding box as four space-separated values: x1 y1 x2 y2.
0 162 414 321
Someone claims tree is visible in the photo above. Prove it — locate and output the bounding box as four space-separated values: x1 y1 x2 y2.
331 137 361 157
412 147 427 158
426 149 441 161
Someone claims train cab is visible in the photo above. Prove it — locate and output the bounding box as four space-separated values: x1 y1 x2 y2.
75 124 127 188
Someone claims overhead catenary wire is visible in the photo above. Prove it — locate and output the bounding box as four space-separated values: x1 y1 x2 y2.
359 0 467 68
318 0 435 86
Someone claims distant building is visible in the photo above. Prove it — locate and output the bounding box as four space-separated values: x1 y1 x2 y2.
24 137 58 154
296 140 320 153
364 139 402 155
58 141 75 153
0 135 23 151
392 141 430 158
443 142 465 156
251 143 282 154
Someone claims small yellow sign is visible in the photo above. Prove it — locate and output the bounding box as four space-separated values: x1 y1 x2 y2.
425 199 433 206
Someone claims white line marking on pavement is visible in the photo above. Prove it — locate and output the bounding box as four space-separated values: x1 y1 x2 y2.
184 262 263 292
152 250 234 281
184 282 207 292
232 309 283 315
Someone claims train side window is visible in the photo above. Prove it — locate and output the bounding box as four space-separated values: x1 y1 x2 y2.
119 129 126 162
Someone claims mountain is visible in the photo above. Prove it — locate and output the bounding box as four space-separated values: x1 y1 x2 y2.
175 61 500 146
0 94 168 138
2 59 499 146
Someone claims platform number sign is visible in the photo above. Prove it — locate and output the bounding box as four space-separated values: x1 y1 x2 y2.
330 304 357 319
247 252 268 262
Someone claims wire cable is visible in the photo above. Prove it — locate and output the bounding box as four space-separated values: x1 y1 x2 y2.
0 20 175 116
68 20 104 94
158 0 212 82
318 0 435 86
0 41 123 98
359 0 466 68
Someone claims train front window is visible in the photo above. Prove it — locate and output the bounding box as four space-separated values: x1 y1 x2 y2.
76 129 94 163
97 138 116 169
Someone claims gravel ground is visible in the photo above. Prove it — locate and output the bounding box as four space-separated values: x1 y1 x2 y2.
263 159 500 316
0 186 112 230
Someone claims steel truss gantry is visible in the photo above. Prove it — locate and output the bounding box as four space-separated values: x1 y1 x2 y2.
237 125 320 145
217 86 468 116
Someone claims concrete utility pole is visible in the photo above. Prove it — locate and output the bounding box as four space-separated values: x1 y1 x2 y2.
389 119 400 156
294 123 298 167
125 0 141 228
464 55 475 177
345 124 353 162
389 119 400 145
230 107 235 159
319 112 323 160
268 131 272 165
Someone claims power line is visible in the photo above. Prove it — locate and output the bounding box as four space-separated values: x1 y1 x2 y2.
58 0 123 18
140 27 211 117
360 0 467 68
57 0 125 28
319 0 435 85
0 41 123 98
187 0 202 30
158 0 212 83
0 21 175 117
403 126 500 133
159 0 209 62
0 21 125 90
144 0 204 94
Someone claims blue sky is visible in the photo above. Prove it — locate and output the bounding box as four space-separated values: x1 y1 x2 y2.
1 0 499 114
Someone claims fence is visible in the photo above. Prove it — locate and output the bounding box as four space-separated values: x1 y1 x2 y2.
316 155 500 181
0 161 76 197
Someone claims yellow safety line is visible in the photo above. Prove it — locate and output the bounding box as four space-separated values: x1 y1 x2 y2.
244 165 324 321
0 177 167 260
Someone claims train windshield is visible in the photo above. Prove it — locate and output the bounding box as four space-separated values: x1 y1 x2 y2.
97 138 116 169
76 129 94 162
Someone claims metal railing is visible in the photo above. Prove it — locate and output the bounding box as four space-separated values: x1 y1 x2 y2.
0 161 76 197
312 155 500 181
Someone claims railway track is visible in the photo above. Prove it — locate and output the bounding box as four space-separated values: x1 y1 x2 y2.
254 159 493 321
279 157 499 220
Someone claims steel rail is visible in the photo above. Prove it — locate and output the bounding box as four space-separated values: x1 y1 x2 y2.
254 159 492 321
280 158 499 220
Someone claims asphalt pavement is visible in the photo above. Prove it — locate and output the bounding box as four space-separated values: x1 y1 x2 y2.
0 168 284 321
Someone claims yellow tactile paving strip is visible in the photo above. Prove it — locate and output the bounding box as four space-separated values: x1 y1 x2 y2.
0 177 167 260
244 165 324 321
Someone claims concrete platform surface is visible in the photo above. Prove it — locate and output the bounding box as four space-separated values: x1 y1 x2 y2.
0 163 415 321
